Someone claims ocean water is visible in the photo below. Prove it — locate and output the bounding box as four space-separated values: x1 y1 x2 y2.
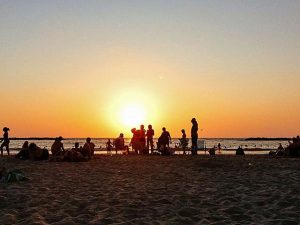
8 138 289 150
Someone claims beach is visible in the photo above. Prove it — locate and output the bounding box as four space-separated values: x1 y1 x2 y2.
0 155 299 225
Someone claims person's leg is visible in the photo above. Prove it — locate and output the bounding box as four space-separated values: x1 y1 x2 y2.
150 139 154 154
0 143 4 156
192 137 197 155
6 143 9 155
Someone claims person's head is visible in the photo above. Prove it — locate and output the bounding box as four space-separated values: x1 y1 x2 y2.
131 128 136 134
191 118 197 124
3 127 9 132
120 133 124 138
108 139 111 142
29 143 38 151
148 124 152 129
162 127 166 132
181 129 185 133
75 142 79 148
86 137 91 143
23 141 29 149
58 136 63 142
140 124 144 130
297 135 300 139
292 137 297 143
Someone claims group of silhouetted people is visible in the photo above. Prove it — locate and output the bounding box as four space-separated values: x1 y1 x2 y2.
15 141 49 160
53 137 96 162
269 136 300 157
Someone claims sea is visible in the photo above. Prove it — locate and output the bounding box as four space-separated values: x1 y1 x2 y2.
7 138 289 155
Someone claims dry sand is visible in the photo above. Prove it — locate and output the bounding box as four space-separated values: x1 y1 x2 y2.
0 155 299 225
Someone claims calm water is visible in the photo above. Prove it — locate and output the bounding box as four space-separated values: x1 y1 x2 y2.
8 138 288 151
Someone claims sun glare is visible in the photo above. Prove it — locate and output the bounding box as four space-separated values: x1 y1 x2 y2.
120 105 146 128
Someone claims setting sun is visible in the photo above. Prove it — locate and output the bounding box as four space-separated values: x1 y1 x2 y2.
120 104 146 128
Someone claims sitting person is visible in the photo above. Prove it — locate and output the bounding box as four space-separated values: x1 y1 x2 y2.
73 142 82 152
276 143 287 156
208 147 216 155
29 143 49 160
114 133 129 155
15 141 30 160
236 146 245 156
63 143 85 162
286 137 300 157
82 137 95 159
51 136 65 156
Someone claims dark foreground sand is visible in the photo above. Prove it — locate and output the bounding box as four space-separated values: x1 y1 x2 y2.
0 155 299 225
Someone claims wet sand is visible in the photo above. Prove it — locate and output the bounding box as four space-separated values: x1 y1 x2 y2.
0 155 299 224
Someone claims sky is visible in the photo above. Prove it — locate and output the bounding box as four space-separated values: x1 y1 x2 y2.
0 0 299 138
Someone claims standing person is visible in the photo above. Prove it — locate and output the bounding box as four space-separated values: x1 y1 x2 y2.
106 139 113 155
217 143 221 152
0 127 10 156
180 129 188 155
146 125 155 154
191 118 198 155
82 137 95 159
136 125 146 154
130 128 139 154
51 136 65 156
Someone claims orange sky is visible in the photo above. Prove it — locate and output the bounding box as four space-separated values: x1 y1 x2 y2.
1 1 299 138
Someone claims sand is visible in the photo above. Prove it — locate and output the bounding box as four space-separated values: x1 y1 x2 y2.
0 155 299 225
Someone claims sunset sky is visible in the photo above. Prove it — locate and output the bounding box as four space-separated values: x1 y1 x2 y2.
0 0 299 138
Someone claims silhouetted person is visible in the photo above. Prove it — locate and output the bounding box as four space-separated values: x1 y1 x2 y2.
106 139 113 155
158 127 171 155
191 118 198 155
51 136 65 156
130 128 139 154
146 125 155 153
0 127 10 156
15 141 30 160
73 142 82 152
236 146 245 156
209 147 216 156
114 133 128 154
29 143 49 160
136 125 146 154
217 143 221 152
82 137 95 159
275 143 286 156
287 137 300 157
180 129 188 155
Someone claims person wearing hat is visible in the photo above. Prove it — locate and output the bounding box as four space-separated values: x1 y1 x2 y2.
191 118 198 155
1 127 10 156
